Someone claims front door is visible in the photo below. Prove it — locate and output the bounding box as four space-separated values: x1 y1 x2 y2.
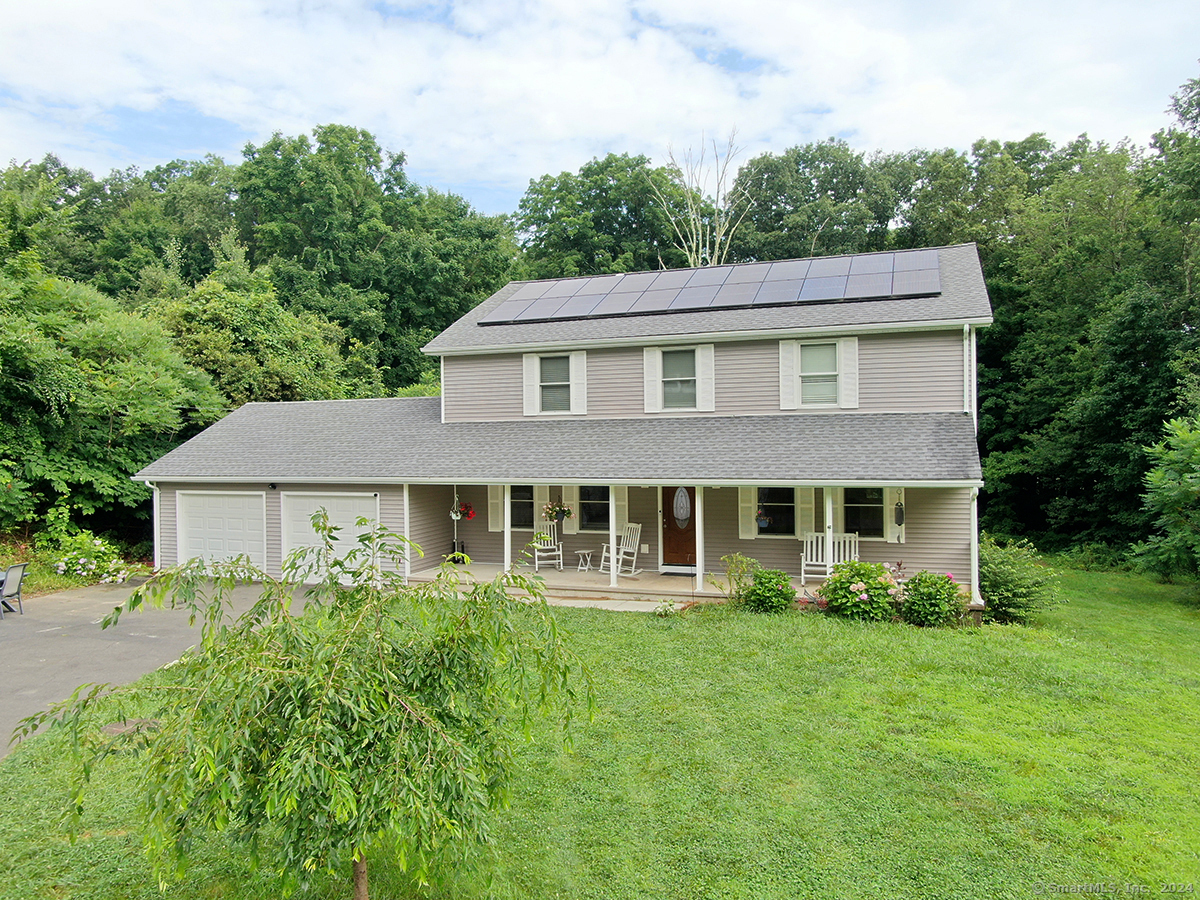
662 486 696 568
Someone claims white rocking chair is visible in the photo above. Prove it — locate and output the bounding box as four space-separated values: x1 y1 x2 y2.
599 523 642 576
800 531 860 585
532 521 563 572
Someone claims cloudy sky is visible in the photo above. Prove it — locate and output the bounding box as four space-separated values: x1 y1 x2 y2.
1 0 1196 214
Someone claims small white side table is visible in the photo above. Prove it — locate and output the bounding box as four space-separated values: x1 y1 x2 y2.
575 550 594 572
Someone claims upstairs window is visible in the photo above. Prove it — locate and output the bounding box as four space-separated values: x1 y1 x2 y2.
798 342 838 405
523 351 586 416
539 356 571 412
662 350 697 409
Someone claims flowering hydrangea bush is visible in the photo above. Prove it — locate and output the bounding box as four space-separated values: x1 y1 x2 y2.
899 570 965 627
817 559 900 621
55 532 143 584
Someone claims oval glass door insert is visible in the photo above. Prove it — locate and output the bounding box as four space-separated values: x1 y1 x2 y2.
673 487 691 530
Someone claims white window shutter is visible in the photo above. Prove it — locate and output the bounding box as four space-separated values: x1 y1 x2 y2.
885 487 906 543
643 348 662 413
833 487 845 533
488 485 503 532
838 337 859 409
534 485 550 527
738 487 757 540
569 351 587 415
562 485 580 534
522 354 539 416
797 487 815 537
779 340 798 410
613 486 629 529
697 344 715 412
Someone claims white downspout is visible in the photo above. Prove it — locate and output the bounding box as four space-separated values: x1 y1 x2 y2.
150 482 160 570
609 483 618 588
503 484 512 572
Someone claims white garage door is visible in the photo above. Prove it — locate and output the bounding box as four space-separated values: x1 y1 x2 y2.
281 493 380 571
178 492 266 568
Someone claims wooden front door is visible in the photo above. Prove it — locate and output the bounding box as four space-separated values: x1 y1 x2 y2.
662 486 696 568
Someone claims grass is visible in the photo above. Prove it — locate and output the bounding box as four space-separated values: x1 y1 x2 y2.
0 536 83 595
1 570 1198 898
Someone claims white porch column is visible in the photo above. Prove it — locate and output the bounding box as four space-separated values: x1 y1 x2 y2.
970 487 981 605
402 483 410 583
503 484 512 572
824 487 835 574
694 486 706 592
609 484 619 588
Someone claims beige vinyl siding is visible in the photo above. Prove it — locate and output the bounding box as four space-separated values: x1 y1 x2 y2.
442 354 524 421
858 487 972 580
440 329 967 422
858 331 964 412
158 486 178 567
436 484 505 564
703 486 971 582
407 484 455 565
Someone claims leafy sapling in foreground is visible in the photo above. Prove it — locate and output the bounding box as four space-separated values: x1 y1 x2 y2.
17 513 592 900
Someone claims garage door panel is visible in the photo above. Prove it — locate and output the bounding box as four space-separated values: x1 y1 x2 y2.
178 493 266 568
282 493 379 578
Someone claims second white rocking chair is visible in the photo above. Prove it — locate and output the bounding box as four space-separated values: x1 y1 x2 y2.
598 522 642 576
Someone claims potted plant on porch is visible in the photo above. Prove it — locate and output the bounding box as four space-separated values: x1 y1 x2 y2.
542 498 574 526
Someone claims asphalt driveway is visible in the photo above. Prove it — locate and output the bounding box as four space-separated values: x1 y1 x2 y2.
0 580 263 759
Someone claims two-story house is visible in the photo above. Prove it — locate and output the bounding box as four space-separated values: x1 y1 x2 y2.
135 243 991 602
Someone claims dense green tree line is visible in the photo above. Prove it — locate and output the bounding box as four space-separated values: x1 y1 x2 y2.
3 70 1199 550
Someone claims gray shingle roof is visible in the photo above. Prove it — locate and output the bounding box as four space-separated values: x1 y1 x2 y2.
137 397 982 485
424 243 992 354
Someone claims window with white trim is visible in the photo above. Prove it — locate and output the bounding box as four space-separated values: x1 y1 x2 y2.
843 487 885 538
779 337 858 410
510 485 535 529
798 342 838 405
644 345 715 413
523 351 586 415
578 486 610 531
539 356 571 411
755 487 796 536
662 350 696 409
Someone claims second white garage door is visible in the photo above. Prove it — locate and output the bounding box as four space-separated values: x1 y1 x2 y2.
281 493 381 572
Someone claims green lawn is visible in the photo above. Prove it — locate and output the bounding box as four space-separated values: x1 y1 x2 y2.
2 570 1198 899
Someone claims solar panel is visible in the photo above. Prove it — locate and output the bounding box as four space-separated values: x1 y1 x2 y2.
553 294 605 318
845 272 893 299
685 266 733 287
476 247 945 325
849 253 894 275
609 271 659 293
892 268 941 296
806 255 852 277
752 279 805 305
627 289 680 313
670 284 720 308
724 262 772 284
893 248 940 271
711 281 760 305
798 276 848 301
764 259 811 282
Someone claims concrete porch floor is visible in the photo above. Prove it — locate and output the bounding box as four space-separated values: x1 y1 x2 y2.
407 561 818 609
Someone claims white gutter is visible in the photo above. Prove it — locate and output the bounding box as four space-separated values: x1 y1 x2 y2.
133 475 985 489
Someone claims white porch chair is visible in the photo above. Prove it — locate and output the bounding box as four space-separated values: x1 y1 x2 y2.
800 531 860 585
599 523 642 576
532 521 563 572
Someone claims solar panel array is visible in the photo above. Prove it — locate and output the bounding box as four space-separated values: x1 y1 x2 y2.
479 248 941 326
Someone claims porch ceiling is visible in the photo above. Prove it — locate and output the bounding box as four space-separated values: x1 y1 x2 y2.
137 398 982 485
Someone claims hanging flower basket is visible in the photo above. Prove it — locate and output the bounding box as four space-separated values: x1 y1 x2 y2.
755 507 773 528
449 500 475 521
542 499 574 523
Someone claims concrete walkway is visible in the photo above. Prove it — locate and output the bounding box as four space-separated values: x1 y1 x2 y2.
0 581 668 760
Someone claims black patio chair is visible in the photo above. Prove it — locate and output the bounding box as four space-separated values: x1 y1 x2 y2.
0 562 26 618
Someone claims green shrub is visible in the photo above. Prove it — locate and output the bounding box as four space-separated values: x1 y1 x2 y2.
899 570 964 627
742 568 796 613
709 552 762 604
54 531 143 584
819 560 899 621
979 532 1062 624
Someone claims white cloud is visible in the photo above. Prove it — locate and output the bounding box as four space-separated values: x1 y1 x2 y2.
0 0 1196 213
